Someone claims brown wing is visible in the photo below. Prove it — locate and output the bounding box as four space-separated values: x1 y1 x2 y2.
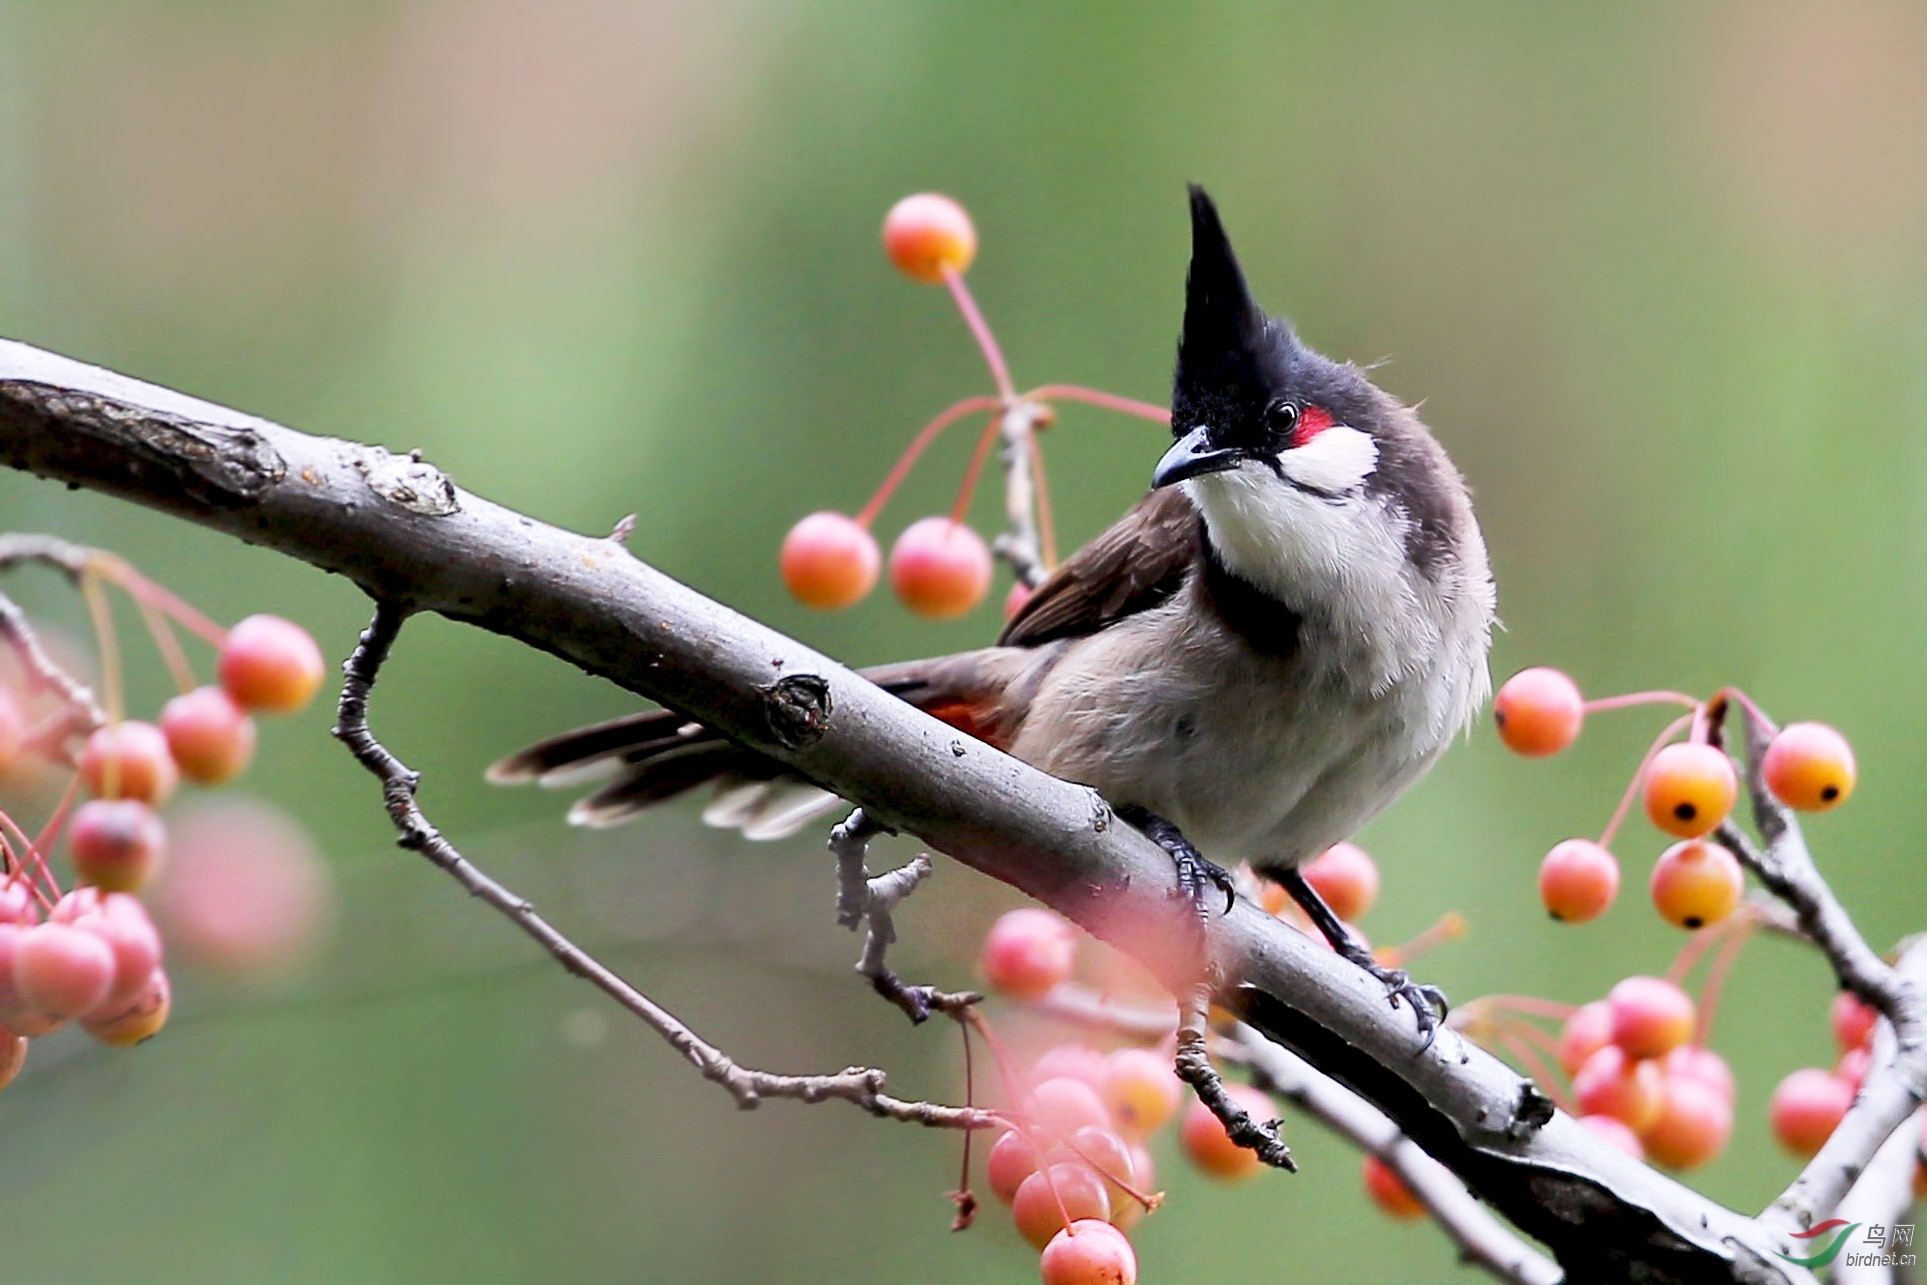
999 486 1201 648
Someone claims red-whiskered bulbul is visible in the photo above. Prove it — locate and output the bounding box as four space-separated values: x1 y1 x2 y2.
491 187 1496 1035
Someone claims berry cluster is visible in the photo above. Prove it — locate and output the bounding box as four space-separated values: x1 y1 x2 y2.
778 194 1170 620
0 552 325 1085
1474 665 1876 1183
1493 667 1856 929
974 857 1463 1269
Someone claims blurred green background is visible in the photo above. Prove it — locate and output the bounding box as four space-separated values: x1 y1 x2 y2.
0 1 1923 1280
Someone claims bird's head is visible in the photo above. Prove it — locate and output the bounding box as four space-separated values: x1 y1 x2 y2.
1157 187 1471 581
1155 187 1492 689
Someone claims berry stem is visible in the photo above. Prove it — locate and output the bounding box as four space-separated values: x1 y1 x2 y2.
941 266 1015 402
1692 912 1755 1046
0 803 59 908
132 593 198 695
79 571 123 730
1597 712 1695 849
1023 384 1171 425
949 414 1006 526
855 397 1003 529
1480 994 1577 1022
1581 690 1700 714
1709 686 1779 739
92 553 228 647
1376 911 1469 968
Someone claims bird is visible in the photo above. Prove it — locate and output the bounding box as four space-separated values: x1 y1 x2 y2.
489 186 1496 1036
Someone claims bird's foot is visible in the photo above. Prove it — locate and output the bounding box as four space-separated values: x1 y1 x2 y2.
1273 865 1447 1051
1119 807 1235 921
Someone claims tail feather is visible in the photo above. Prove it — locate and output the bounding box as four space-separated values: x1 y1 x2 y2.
494 649 1021 839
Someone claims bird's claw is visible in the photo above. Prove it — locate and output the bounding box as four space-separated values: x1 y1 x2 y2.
1368 963 1449 1052
1173 848 1237 920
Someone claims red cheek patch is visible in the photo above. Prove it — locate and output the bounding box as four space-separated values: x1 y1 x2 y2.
1291 405 1334 449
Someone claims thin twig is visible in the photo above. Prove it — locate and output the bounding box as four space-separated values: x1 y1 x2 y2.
989 401 1053 589
1172 980 1294 1171
333 602 1001 1131
0 584 102 750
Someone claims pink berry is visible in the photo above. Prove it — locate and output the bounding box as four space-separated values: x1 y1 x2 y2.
1835 1045 1872 1092
1068 1126 1142 1230
889 517 992 619
0 924 59 1036
160 686 257 784
150 799 333 976
1012 1163 1111 1250
69 799 166 893
71 892 162 1006
78 721 178 805
0 879 38 926
218 614 326 713
1578 1114 1646 1160
987 1130 1042 1205
981 908 1076 1000
1039 1220 1137 1285
1769 1067 1855 1157
1030 1043 1110 1092
1661 1045 1735 1104
1301 842 1379 922
1830 990 1879 1053
1539 839 1619 923
0 684 24 777
1027 1076 1113 1139
1649 838 1744 930
14 922 115 1019
1558 1001 1617 1075
1005 581 1034 622
779 512 881 610
881 194 978 284
1608 975 1696 1060
1493 667 1584 756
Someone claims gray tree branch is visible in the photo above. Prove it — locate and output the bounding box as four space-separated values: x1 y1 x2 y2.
0 334 1891 1284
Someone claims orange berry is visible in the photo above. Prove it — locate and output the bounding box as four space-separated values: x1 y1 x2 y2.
0 684 24 777
1573 1045 1664 1132
1360 1155 1425 1219
1301 842 1379 922
889 517 992 618
1039 1220 1137 1285
1103 1047 1182 1140
1830 991 1878 1053
1769 1067 1854 1157
1012 1163 1110 1250
78 721 178 805
987 1130 1041 1205
80 966 170 1047
981 908 1076 1001
0 1026 25 1091
1642 1073 1732 1169
1539 839 1619 923
1642 743 1737 839
160 686 256 784
219 614 326 713
881 193 977 284
1178 1083 1273 1181
779 512 880 610
1608 975 1696 1060
1762 722 1856 812
1649 839 1743 930
1493 667 1584 756
69 799 166 893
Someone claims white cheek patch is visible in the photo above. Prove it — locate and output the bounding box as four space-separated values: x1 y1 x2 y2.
1279 425 1377 495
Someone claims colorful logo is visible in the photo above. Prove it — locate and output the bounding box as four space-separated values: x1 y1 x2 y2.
1777 1219 1862 1268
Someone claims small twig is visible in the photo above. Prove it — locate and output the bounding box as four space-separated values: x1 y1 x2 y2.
1172 980 1295 1172
829 809 978 1023
334 602 1001 1131
1830 1104 1925 1285
1718 693 1927 1238
0 584 103 750
989 401 1053 589
1223 1024 1563 1285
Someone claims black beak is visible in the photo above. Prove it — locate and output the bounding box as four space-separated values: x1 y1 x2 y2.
1153 425 1246 488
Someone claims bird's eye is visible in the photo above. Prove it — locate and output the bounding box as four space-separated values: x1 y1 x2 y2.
1265 400 1299 433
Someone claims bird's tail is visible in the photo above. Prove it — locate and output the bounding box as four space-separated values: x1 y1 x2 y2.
486 653 1017 839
